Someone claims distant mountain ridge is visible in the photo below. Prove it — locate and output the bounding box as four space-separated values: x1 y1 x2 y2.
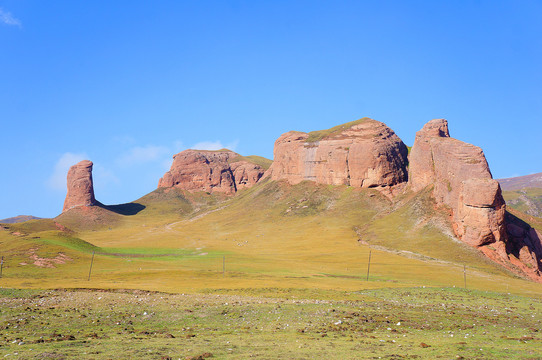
0 215 42 224
498 173 542 217
498 172 542 191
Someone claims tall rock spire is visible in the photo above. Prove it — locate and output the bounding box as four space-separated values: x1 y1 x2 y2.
62 160 96 212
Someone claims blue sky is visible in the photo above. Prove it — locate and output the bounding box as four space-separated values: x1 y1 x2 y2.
1 1 541 219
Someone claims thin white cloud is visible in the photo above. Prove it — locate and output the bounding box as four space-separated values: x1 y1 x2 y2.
117 145 170 166
48 152 88 190
191 140 239 151
0 8 21 27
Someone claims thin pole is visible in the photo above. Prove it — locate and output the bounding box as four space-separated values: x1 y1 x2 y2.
463 264 467 289
88 251 95 281
366 250 372 281
222 256 225 276
0 256 3 277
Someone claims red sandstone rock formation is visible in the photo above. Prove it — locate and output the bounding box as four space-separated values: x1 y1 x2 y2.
158 149 265 194
62 160 96 212
408 119 542 280
408 119 450 192
455 178 507 246
409 119 506 246
266 118 408 189
230 161 266 190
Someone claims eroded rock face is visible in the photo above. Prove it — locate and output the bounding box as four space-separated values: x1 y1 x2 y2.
158 150 265 194
406 120 542 279
409 119 450 192
455 179 507 246
62 160 96 212
408 119 506 247
267 119 409 189
230 161 266 190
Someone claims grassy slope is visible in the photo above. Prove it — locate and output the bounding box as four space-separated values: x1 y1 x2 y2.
305 117 372 142
230 154 273 170
1 181 541 297
503 187 542 217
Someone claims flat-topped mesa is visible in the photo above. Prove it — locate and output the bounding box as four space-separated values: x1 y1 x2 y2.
266 118 409 189
408 119 506 247
158 149 267 194
62 160 96 212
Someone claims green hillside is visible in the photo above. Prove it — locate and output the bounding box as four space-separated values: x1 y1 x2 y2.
503 187 542 218
1 180 540 297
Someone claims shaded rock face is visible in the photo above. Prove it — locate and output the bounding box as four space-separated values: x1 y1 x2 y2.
495 212 542 281
158 150 265 194
408 119 506 247
267 119 409 189
63 160 96 212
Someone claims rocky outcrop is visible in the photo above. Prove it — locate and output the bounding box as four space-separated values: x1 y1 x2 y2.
408 120 542 280
158 149 266 194
408 119 506 247
230 161 267 190
481 210 542 281
455 178 507 246
408 119 450 192
62 160 96 212
266 118 409 189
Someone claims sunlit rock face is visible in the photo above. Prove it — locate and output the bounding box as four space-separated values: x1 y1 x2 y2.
63 160 96 212
408 119 506 247
266 118 409 189
158 149 265 194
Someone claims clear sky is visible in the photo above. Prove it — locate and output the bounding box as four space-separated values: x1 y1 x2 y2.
1 1 541 219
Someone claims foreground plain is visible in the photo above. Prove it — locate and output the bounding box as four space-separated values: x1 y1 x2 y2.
1 287 541 359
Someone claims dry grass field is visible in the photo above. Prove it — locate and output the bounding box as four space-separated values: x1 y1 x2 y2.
1 180 541 358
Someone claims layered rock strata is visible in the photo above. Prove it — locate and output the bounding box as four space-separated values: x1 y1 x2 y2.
62 160 96 212
158 150 266 194
266 118 409 189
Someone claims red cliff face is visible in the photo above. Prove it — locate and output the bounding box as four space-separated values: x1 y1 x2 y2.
266 118 409 190
455 178 507 247
408 119 506 247
62 160 96 212
158 150 266 194
408 120 541 280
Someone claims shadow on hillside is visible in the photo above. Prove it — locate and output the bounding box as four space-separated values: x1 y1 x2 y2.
505 211 542 264
103 203 146 216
